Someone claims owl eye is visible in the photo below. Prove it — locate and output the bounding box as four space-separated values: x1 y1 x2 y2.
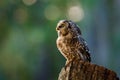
59 25 63 28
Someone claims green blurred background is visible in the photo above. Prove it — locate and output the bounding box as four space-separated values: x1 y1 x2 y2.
0 0 120 80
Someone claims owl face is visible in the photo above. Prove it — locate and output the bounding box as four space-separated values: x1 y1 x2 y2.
56 20 72 36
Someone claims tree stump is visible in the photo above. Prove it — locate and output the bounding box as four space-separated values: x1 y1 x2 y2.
58 59 119 80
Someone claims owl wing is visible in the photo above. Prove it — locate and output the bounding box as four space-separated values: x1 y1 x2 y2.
77 35 91 62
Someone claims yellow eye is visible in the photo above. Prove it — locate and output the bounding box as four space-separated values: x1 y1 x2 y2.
59 25 63 28
60 24 65 28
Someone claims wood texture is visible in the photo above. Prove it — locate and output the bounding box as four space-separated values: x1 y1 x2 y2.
58 59 119 80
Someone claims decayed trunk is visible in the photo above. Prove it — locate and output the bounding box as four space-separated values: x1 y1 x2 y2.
58 59 119 80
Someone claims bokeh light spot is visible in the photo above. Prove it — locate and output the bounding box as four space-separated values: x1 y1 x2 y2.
68 6 84 22
44 5 61 21
22 0 37 6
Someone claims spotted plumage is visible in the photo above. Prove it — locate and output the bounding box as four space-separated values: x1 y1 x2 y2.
56 20 91 64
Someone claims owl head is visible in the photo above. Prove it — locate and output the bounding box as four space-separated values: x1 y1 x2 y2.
56 20 81 36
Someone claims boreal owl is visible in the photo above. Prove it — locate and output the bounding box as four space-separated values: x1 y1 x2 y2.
56 20 91 64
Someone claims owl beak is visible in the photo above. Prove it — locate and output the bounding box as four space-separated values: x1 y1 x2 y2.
56 26 59 31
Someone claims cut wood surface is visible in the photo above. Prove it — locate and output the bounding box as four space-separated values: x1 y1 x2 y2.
58 59 119 80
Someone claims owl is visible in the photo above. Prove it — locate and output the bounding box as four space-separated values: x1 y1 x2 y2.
56 20 91 64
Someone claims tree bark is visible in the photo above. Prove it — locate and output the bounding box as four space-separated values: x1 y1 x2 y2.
58 59 119 80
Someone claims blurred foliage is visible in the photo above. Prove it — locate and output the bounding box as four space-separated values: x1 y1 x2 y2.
0 0 120 80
